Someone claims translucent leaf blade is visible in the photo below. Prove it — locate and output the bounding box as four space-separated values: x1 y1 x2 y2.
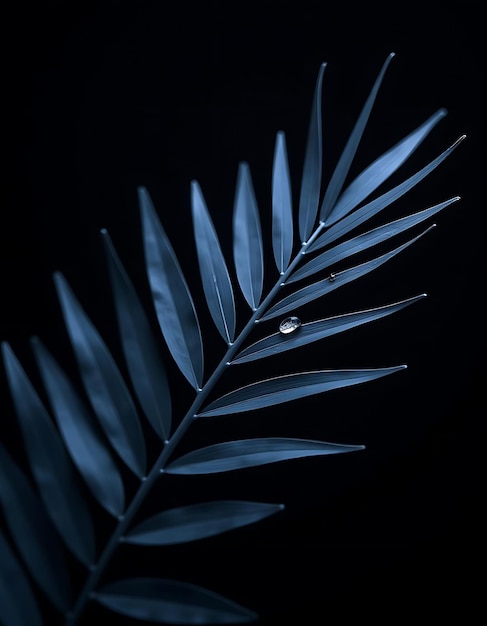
125 500 284 545
54 272 147 477
95 578 258 624
232 295 425 365
139 186 204 389
261 227 434 321
309 135 466 253
320 53 395 222
102 229 172 439
233 163 264 310
166 438 365 475
0 530 44 626
0 442 71 611
299 62 326 242
198 367 405 417
31 337 125 517
322 108 447 226
272 132 293 272
191 181 236 343
290 198 459 284
1 342 95 566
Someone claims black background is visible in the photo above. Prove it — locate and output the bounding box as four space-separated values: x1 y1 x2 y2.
1 1 485 625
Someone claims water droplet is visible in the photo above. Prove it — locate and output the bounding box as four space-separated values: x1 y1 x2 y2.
279 316 302 335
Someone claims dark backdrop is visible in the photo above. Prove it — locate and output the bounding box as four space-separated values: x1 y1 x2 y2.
1 2 484 625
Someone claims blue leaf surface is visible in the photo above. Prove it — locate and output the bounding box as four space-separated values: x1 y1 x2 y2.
0 442 71 611
166 438 365 475
309 135 465 253
1 343 95 566
233 163 264 310
272 132 294 273
31 337 125 517
102 229 172 440
298 62 326 242
125 500 284 545
290 198 459 284
261 226 434 321
54 272 147 477
322 108 447 226
232 295 425 365
320 53 395 223
191 181 236 343
198 367 405 417
0 530 44 626
139 186 204 389
95 578 257 624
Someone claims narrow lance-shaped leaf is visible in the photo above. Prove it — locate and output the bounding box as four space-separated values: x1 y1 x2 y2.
261 226 435 321
1 342 95 566
191 181 236 343
290 198 459 284
233 163 264 310
309 135 466 253
299 62 326 242
272 131 293 273
31 337 125 517
322 108 447 226
198 366 405 417
125 500 284 546
102 229 172 440
320 52 395 223
0 442 71 611
232 295 426 365
166 438 365 475
139 186 204 389
54 273 147 477
0 530 44 626
95 578 257 624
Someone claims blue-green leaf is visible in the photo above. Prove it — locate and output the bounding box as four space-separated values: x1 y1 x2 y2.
191 181 236 343
102 229 172 440
309 135 466 253
95 578 257 624
139 186 204 389
54 272 147 477
261 226 434 321
233 163 264 310
0 530 44 626
1 343 95 566
322 108 447 226
31 337 125 517
299 62 326 242
272 132 293 273
290 198 459 284
166 438 365 475
320 53 395 223
198 367 405 417
125 500 284 545
232 295 425 365
0 442 71 610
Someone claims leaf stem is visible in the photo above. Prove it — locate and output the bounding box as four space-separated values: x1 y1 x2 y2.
64 224 323 625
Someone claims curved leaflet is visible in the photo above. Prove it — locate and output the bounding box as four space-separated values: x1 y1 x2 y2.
139 185 204 389
95 578 257 624
0 442 71 611
102 229 172 440
272 132 294 272
233 163 264 310
125 500 284 545
31 337 125 517
191 180 236 343
232 295 425 365
166 438 365 475
54 272 147 477
1 342 95 566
